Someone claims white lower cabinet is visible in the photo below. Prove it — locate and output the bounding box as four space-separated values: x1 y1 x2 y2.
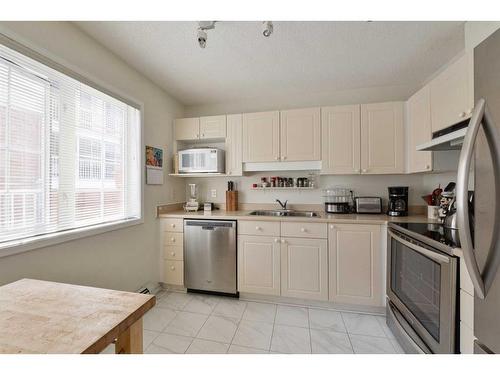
280 237 328 301
162 218 184 286
237 235 281 296
328 224 383 306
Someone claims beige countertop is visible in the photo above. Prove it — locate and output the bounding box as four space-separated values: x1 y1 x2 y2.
159 209 436 225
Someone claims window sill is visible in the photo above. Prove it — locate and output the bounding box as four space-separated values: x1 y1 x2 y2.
0 218 144 259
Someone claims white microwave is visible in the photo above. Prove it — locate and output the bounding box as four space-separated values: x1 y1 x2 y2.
178 148 225 173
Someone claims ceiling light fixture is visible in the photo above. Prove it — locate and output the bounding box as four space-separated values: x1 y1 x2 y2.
196 21 274 49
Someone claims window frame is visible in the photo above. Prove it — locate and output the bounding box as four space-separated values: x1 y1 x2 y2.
0 31 144 259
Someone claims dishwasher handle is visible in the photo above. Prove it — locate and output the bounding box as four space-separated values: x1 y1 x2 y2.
184 220 236 229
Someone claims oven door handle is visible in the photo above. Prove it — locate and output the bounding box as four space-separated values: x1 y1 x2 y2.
388 229 450 264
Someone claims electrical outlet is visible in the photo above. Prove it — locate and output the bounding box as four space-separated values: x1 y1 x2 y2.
211 189 217 198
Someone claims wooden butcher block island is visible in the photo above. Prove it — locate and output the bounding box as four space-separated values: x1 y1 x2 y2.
0 279 155 354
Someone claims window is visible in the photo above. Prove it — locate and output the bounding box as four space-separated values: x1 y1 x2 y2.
0 42 141 247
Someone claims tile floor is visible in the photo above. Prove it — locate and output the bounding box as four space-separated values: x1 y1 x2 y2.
103 291 404 354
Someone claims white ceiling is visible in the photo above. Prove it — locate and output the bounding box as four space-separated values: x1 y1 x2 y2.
75 21 465 106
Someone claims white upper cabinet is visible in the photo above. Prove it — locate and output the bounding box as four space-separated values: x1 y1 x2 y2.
280 107 321 161
407 86 433 173
200 115 226 139
242 111 280 162
174 117 200 141
328 224 383 306
321 105 361 174
430 52 474 133
360 102 405 174
225 114 243 176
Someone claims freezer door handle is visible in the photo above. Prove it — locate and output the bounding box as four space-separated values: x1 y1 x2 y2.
457 98 500 299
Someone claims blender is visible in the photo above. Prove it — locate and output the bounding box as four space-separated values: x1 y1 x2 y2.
184 183 200 212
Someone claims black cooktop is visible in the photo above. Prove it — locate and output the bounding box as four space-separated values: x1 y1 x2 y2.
391 222 460 249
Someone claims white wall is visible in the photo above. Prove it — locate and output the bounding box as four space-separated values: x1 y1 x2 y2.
0 22 185 291
465 21 500 51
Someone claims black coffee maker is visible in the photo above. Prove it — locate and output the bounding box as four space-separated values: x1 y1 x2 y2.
387 186 408 217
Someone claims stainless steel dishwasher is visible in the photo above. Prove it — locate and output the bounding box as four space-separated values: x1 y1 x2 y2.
184 219 237 295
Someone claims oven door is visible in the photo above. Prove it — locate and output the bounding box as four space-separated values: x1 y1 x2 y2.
387 228 457 353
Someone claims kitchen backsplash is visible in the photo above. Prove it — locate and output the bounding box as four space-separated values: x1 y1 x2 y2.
185 171 457 207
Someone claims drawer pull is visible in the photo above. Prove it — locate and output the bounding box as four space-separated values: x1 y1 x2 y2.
300 228 307 233
171 223 176 228
255 226 261 231
171 237 175 242
281 239 286 244
170 252 175 256
274 238 280 243
330 225 335 229
170 266 175 270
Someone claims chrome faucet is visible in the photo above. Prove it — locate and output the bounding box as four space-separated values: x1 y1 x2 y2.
276 199 288 210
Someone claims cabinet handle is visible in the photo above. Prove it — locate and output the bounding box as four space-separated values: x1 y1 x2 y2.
274 238 280 243
255 226 261 231
202 133 205 137
275 156 280 160
426 165 431 170
228 171 232 175
170 252 175 256
362 169 368 173
170 266 175 270
300 228 307 232
282 156 287 160
467 108 474 115
281 239 286 244
171 237 175 242
459 112 467 118
171 223 175 228
330 224 335 229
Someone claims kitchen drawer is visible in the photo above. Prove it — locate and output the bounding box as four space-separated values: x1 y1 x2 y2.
460 289 474 330
164 232 183 246
164 246 184 261
163 260 184 285
238 220 280 237
164 218 183 232
281 222 327 239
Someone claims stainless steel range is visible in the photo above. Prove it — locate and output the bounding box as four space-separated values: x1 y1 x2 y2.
386 222 459 353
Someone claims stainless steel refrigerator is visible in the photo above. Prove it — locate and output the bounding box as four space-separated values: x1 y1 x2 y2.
456 28 500 354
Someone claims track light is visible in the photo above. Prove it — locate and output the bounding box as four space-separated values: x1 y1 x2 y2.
262 21 273 37
197 21 216 48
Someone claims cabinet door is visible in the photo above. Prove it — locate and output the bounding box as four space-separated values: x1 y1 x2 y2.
225 114 243 176
200 115 226 139
242 111 280 162
328 224 382 306
430 52 474 133
174 117 200 140
280 107 321 161
281 237 328 301
238 235 280 295
321 105 361 174
407 86 433 173
360 102 404 174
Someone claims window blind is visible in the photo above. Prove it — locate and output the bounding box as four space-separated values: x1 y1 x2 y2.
0 43 141 245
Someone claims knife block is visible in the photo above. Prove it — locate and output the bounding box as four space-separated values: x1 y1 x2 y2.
225 191 238 211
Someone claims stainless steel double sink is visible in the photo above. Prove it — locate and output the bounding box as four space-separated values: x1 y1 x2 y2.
249 210 319 218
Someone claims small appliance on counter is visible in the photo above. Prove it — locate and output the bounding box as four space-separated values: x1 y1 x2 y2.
354 197 382 214
184 183 200 212
387 186 408 217
324 187 353 214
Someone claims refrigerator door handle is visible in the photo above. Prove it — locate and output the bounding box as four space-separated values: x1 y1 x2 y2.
457 98 500 299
